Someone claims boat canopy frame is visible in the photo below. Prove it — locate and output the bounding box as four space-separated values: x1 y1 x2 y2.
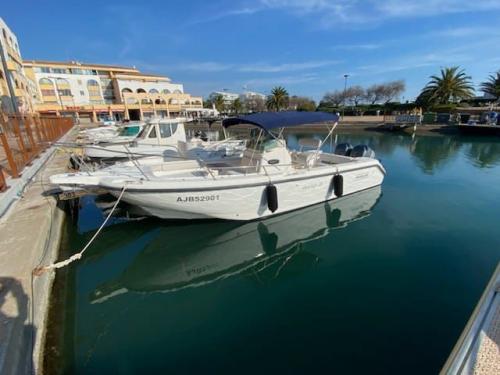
222 111 339 132
222 111 339 156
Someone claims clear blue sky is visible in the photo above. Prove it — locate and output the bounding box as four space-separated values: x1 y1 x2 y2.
3 1 500 101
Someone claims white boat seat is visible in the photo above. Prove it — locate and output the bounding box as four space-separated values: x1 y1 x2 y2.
291 151 320 168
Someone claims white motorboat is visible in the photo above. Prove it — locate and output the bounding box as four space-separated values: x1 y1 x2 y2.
83 118 246 161
92 111 386 221
78 121 145 144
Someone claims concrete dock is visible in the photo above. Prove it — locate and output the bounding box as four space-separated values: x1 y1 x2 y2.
0 134 74 374
441 263 500 375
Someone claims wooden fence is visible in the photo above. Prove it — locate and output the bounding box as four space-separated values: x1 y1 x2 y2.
0 113 73 190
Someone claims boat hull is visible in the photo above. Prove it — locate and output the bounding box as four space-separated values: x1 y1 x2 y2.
105 163 385 221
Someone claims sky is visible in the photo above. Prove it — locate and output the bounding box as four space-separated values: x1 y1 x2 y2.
3 0 500 101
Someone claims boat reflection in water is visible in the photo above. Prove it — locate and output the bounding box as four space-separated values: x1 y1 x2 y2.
90 186 382 304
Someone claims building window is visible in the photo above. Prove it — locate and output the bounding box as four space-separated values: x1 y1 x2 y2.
174 89 182 94
80 90 84 96
58 89 72 97
122 88 133 93
162 89 171 94
39 78 52 84
87 79 101 98
56 78 70 86
137 88 146 93
51 68 68 74
2 29 6 40
41 89 56 97
149 89 159 94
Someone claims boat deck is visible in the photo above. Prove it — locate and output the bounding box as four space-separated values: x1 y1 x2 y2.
441 263 500 374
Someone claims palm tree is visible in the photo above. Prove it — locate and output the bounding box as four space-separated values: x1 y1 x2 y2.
419 66 474 105
213 94 225 113
266 86 289 111
231 98 243 114
480 71 500 100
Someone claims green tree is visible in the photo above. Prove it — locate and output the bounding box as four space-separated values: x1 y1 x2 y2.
212 94 225 113
289 96 316 111
480 71 500 100
231 98 243 114
266 86 289 111
419 67 474 105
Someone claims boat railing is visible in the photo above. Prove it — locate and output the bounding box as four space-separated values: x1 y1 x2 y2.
123 145 151 181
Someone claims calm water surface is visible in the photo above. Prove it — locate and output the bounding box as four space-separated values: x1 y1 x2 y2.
57 132 500 374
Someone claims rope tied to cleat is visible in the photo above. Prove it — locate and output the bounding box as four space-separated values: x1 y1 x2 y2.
33 184 127 276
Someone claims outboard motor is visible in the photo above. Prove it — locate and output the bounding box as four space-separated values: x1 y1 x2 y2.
350 145 376 158
334 143 353 156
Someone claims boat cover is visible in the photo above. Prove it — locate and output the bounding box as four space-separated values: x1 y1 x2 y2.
222 111 339 131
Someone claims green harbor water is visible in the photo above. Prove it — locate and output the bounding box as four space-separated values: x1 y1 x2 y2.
55 132 500 374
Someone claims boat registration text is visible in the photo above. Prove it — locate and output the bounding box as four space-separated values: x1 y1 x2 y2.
177 195 220 203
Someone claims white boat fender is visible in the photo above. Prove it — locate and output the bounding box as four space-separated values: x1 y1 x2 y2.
333 174 343 197
266 184 278 212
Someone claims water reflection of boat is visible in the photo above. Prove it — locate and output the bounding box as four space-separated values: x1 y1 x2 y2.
89 186 382 303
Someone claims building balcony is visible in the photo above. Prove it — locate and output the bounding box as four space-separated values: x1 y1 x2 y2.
6 45 22 64
6 60 17 71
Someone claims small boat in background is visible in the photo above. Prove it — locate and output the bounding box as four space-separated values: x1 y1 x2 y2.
79 121 146 144
83 117 246 161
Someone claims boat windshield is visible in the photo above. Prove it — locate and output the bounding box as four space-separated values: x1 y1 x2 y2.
118 126 141 136
247 130 284 151
136 124 150 139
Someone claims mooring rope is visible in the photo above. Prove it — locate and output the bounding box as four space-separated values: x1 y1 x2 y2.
33 185 127 276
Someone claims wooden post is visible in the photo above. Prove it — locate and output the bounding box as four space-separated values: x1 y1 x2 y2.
0 166 7 192
23 115 39 158
11 116 30 165
0 124 20 178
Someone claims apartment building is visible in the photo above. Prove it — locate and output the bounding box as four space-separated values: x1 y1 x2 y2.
0 17 33 113
24 60 204 122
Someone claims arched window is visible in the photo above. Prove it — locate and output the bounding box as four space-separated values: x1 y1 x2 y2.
149 89 159 94
122 88 133 93
56 79 72 97
162 89 171 94
87 80 102 103
39 78 56 101
39 78 53 85
173 89 182 94
126 97 138 104
137 88 146 93
56 78 70 87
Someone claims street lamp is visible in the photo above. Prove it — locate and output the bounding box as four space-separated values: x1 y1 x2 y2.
342 74 349 120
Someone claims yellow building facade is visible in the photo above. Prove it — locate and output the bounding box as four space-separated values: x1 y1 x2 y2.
23 60 204 122
0 17 34 113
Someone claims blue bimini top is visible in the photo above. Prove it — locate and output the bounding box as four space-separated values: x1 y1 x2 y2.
222 111 339 131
